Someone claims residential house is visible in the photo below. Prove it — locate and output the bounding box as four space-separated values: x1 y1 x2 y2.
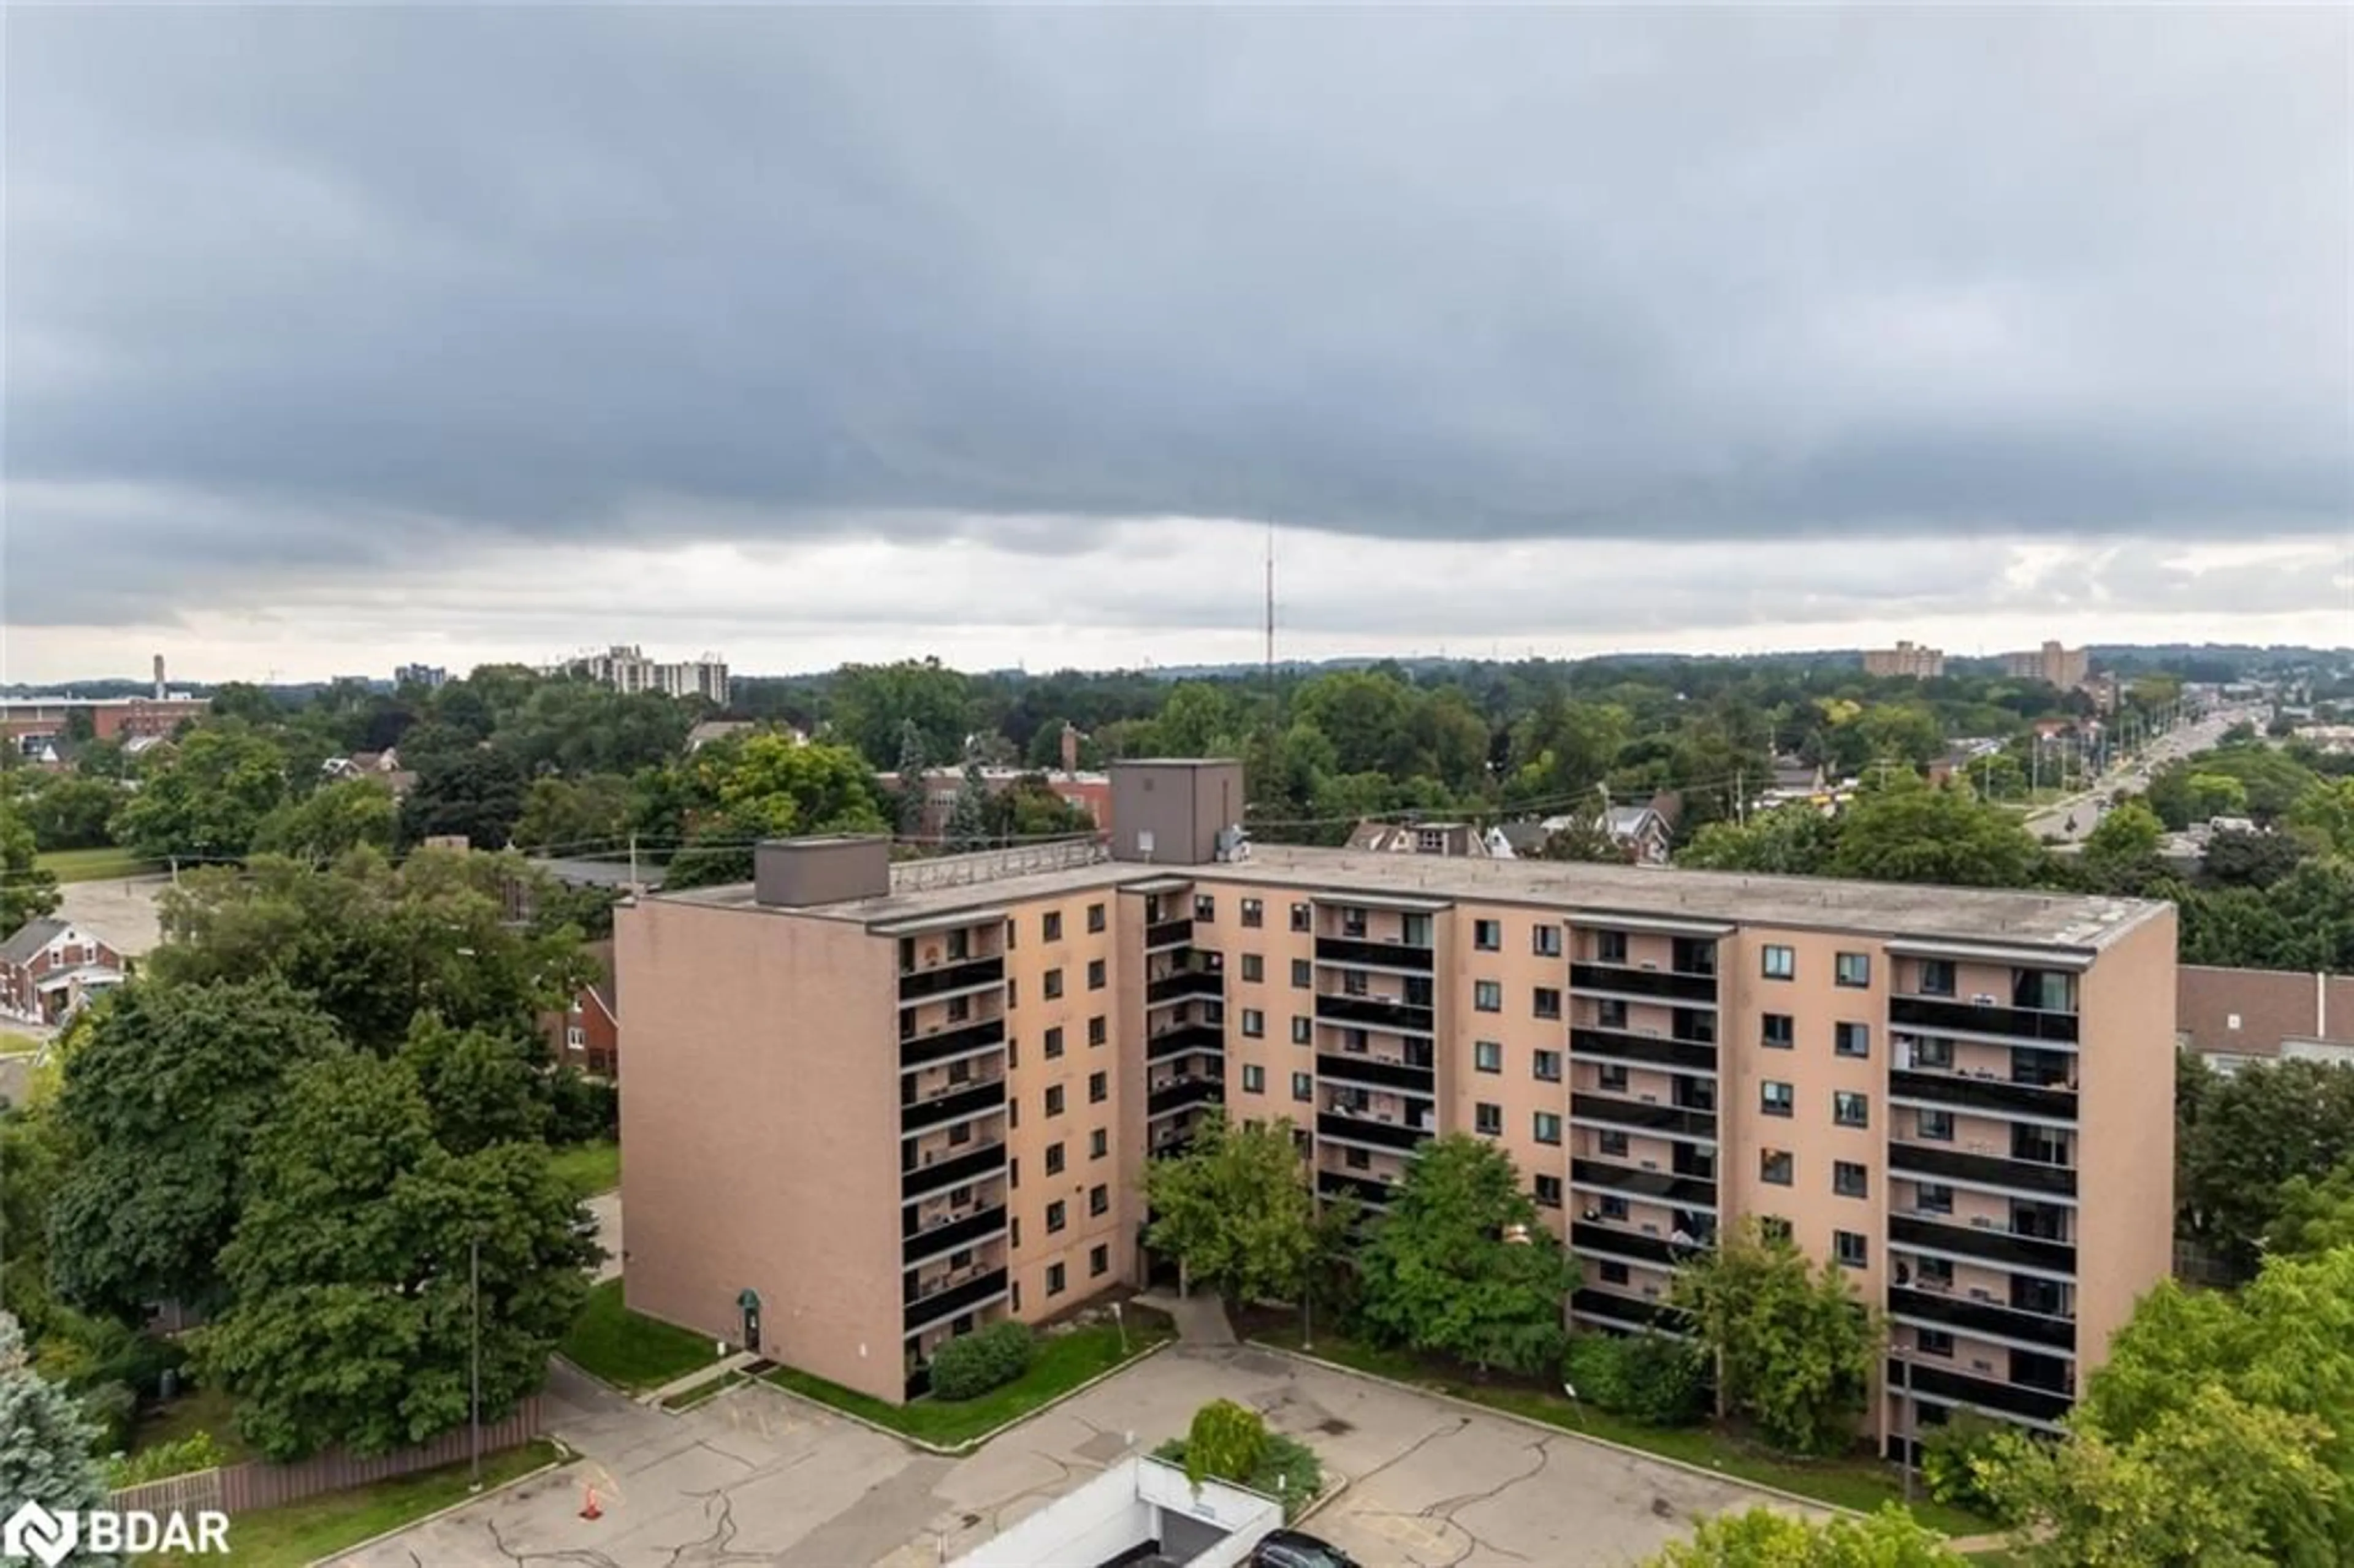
545 939 620 1078
875 768 1113 840
0 918 128 1026
2176 964 2354 1075
1344 821 1495 857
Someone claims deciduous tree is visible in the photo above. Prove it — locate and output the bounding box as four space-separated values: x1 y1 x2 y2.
1639 1505 1960 1566
399 745 527 851
0 799 59 937
110 721 289 860
1677 804 1838 876
1824 776 2049 889
1143 1113 1320 1311
1669 1217 1878 1456
252 776 398 863
2174 1056 2354 1279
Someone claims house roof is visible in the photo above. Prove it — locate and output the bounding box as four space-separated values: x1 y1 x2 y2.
2177 964 2354 1057
1493 822 1550 853
0 918 69 967
581 937 617 1016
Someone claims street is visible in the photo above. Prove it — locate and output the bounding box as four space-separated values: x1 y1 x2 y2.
2022 707 2257 843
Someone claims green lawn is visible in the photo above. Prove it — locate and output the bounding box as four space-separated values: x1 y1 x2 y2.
149 1438 566 1567
549 1139 620 1197
559 1279 723 1392
763 1313 1175 1450
37 845 160 882
1257 1329 1990 1538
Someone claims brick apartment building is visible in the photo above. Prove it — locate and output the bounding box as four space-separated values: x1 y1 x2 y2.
1861 641 1947 679
2 695 210 757
1998 641 2091 690
619 759 2177 1459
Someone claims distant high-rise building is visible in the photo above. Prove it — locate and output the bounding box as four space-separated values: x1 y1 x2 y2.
395 663 451 690
563 645 728 704
1999 642 2090 690
1862 641 1946 679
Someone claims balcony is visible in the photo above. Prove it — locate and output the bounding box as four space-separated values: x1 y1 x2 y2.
1570 962 1718 1006
1889 1068 2077 1124
1314 935 1434 973
902 1141 1009 1201
904 1265 1012 1335
1316 1109 1431 1154
902 1204 1010 1266
900 1077 1008 1133
1145 917 1194 952
1571 1157 1716 1209
1148 1076 1224 1118
1572 1222 1710 1270
1146 968 1225 1005
1889 1141 2078 1200
1314 992 1435 1035
1147 1022 1225 1060
1890 995 2079 1046
1317 1168 1396 1208
1887 1213 2075 1276
900 1017 1007 1069
1570 1027 1718 1074
1570 1092 1716 1142
898 954 1005 1003
1572 1287 1693 1335
1317 1051 1435 1095
1887 1285 2076 1352
1894 1357 2074 1425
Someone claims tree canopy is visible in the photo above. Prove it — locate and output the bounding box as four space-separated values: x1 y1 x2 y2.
1669 1217 1878 1456
1143 1113 1328 1309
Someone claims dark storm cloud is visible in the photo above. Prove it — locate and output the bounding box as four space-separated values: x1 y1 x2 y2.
6 6 2348 627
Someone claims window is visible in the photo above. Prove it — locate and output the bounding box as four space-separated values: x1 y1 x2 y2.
1909 1035 1954 1070
1088 1015 1107 1048
1290 1072 1312 1103
1475 1102 1503 1136
1834 1230 1868 1269
1598 1128 1628 1157
1596 1062 1628 1092
1043 969 1065 1000
565 1026 585 1050
1918 959 1957 997
1599 1194 1629 1220
1474 1040 1503 1074
946 995 970 1024
1045 1085 1066 1117
1834 1160 1868 1198
1533 1111 1563 1145
1088 1070 1108 1104
1089 1184 1109 1217
1474 919 1502 951
1043 911 1064 942
1005 919 1017 951
1241 898 1264 929
1047 1262 1067 1296
1241 954 1264 983
1089 1244 1110 1277
1597 930 1628 964
1834 1090 1869 1128
1087 902 1107 934
1759 1216 1792 1243
1761 1149 1794 1186
1532 987 1562 1020
1532 925 1563 958
1534 1174 1563 1208
1761 1081 1794 1117
1241 1008 1265 1038
1835 951 1871 988
1533 1049 1563 1082
1242 1064 1265 1094
1761 945 1796 981
1046 1200 1067 1233
1343 1146 1370 1170
1598 1260 1630 1286
1915 1255 1953 1289
1290 1016 1312 1045
1044 1026 1065 1059
1597 997 1628 1030
1005 978 1019 1010
1917 1108 1954 1142
1194 894 1216 922
1914 1327 1954 1358
1761 1013 1795 1049
1290 902 1311 932
1914 1181 1953 1214
1834 1022 1870 1059
1087 959 1107 991
1474 980 1503 1012
1290 959 1311 989
1007 1037 1019 1068
1090 1128 1108 1160
1045 1141 1066 1176
1010 1158 1019 1190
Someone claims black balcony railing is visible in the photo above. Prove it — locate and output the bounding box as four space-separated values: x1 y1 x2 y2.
1891 996 2079 1045
1571 1157 1717 1209
1888 1214 2076 1275
1570 963 1719 1005
1145 918 1194 951
1314 992 1436 1034
901 1141 1009 1201
902 1204 1010 1266
1571 1222 1710 1270
1316 1110 1431 1153
900 1076 1007 1133
1146 1022 1225 1060
1887 1286 2076 1352
1890 1141 2078 1199
904 1266 1011 1334
1317 1051 1435 1095
1148 1076 1225 1117
1570 1092 1716 1141
1572 1287 1693 1335
1314 935 1435 972
897 954 1005 1002
1889 1069 2078 1123
1895 1357 2074 1425
1146 969 1225 1005
1317 1169 1396 1208
1570 1027 1718 1073
900 1017 1007 1069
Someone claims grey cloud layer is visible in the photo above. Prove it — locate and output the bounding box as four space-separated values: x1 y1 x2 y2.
8 7 2350 628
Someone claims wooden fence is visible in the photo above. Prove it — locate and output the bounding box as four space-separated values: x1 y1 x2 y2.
110 1396 544 1517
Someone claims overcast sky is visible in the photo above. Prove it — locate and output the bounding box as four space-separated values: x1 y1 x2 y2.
6 7 2349 685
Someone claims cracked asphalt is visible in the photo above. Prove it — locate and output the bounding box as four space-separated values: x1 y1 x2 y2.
332 1347 1811 1567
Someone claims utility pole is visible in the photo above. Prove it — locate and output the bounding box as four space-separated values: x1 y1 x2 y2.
470 1235 483 1492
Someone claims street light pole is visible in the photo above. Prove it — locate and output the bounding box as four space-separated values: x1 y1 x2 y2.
470 1235 483 1493
1896 1344 1915 1504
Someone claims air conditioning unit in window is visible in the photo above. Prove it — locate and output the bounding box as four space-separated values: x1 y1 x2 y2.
1640 1224 1659 1236
1640 1160 1659 1171
1640 1094 1658 1103
1639 1027 1661 1038
1972 994 1997 1006
1640 960 1659 971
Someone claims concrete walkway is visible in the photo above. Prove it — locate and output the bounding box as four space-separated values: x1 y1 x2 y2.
1135 1288 1236 1345
636 1350 758 1407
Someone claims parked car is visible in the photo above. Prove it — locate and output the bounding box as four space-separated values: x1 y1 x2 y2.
1249 1530 1358 1568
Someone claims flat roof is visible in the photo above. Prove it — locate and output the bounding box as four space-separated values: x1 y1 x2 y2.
652 842 2167 950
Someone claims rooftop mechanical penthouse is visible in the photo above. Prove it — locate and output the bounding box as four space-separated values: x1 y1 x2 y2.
617 759 2176 1453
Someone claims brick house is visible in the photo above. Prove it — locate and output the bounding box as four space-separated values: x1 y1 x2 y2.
544 938 620 1078
0 918 129 1026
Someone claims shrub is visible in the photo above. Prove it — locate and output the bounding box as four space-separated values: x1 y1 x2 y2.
928 1320 1032 1401
78 1380 137 1456
547 1068 619 1143
1154 1424 1324 1521
1919 1406 2013 1517
1563 1333 1709 1427
107 1431 228 1488
1183 1397 1268 1489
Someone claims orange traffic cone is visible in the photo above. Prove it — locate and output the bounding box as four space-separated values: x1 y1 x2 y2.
580 1485 603 1521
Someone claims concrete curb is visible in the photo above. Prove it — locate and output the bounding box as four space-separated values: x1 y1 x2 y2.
304 1438 577 1566
1288 1469 1349 1530
550 1352 639 1401
756 1337 1175 1458
1246 1341 1869 1524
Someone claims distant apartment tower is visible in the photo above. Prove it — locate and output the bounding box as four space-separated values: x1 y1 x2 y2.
568 645 729 704
394 664 451 690
1862 641 1946 679
1999 642 2090 690
619 759 2177 1467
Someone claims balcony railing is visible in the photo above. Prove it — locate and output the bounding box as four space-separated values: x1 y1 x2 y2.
901 1140 1009 1201
902 1204 1011 1266
1570 962 1719 1005
1146 1022 1225 1060
1570 1026 1718 1073
1314 992 1436 1035
1894 1357 2074 1425
1889 1068 2078 1124
1571 1221 1710 1270
1317 1168 1396 1208
1890 1141 2078 1199
1570 1092 1716 1142
1887 1213 2076 1275
1148 1076 1224 1118
1890 995 2079 1046
1146 969 1225 1005
1571 1157 1717 1209
1887 1285 2076 1352
897 954 1005 1002
1316 1051 1435 1095
899 1076 1008 1133
904 1266 1011 1334
1316 1109 1431 1154
900 1017 1007 1069
1145 917 1194 952
1571 1287 1694 1335
1314 935 1435 972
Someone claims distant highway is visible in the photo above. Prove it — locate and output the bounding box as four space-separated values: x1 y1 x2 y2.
2022 708 2257 843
